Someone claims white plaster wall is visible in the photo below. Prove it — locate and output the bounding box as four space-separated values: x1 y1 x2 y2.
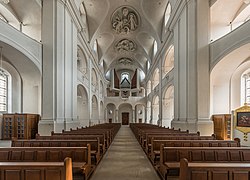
212 84 230 114
22 78 41 114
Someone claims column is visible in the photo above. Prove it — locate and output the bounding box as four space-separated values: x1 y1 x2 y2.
159 56 163 127
38 0 79 135
196 0 213 135
132 109 135 123
115 109 118 123
171 0 213 135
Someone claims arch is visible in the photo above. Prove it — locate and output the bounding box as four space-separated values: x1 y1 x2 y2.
152 95 159 125
77 46 88 75
152 68 159 89
77 84 89 127
162 45 174 78
0 30 42 73
118 103 133 125
210 43 250 114
0 42 41 114
106 103 116 123
146 101 152 123
91 95 98 125
162 85 174 128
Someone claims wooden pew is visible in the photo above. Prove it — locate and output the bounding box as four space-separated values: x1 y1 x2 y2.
0 157 72 180
11 139 101 165
158 146 250 180
0 146 92 180
150 139 240 164
145 134 216 153
36 134 106 154
53 130 110 148
84 123 121 139
179 158 250 180
140 131 200 148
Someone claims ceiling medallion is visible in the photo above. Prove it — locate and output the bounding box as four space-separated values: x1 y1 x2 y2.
111 6 139 34
118 57 133 65
115 39 136 53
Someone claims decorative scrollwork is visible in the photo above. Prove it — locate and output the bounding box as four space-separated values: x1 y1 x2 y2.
111 6 139 34
115 39 136 53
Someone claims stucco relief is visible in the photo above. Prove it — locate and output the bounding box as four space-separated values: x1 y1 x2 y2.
115 39 136 53
111 7 139 34
118 57 132 65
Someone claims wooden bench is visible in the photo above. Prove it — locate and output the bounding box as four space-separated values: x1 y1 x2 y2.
150 139 240 164
145 135 216 154
179 158 250 180
158 146 250 180
0 157 72 180
36 134 106 154
53 130 110 148
0 146 92 180
12 139 101 165
139 130 196 145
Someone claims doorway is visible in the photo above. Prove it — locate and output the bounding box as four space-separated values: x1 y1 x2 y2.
109 118 112 123
122 112 129 125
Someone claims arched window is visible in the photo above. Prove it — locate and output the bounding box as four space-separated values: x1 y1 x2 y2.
153 40 158 57
121 72 130 82
241 70 250 105
163 45 174 77
93 40 98 53
164 3 171 26
0 69 8 112
147 60 151 70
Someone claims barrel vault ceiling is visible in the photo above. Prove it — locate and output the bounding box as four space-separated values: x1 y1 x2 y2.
81 0 169 76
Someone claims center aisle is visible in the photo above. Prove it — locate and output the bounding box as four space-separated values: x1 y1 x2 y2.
90 125 160 180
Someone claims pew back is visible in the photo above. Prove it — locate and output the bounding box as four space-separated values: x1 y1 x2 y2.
0 157 72 180
180 158 250 180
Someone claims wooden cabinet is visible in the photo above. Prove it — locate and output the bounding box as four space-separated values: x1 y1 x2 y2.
2 114 40 140
212 114 231 140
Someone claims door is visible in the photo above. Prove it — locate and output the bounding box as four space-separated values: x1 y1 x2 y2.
122 112 129 125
